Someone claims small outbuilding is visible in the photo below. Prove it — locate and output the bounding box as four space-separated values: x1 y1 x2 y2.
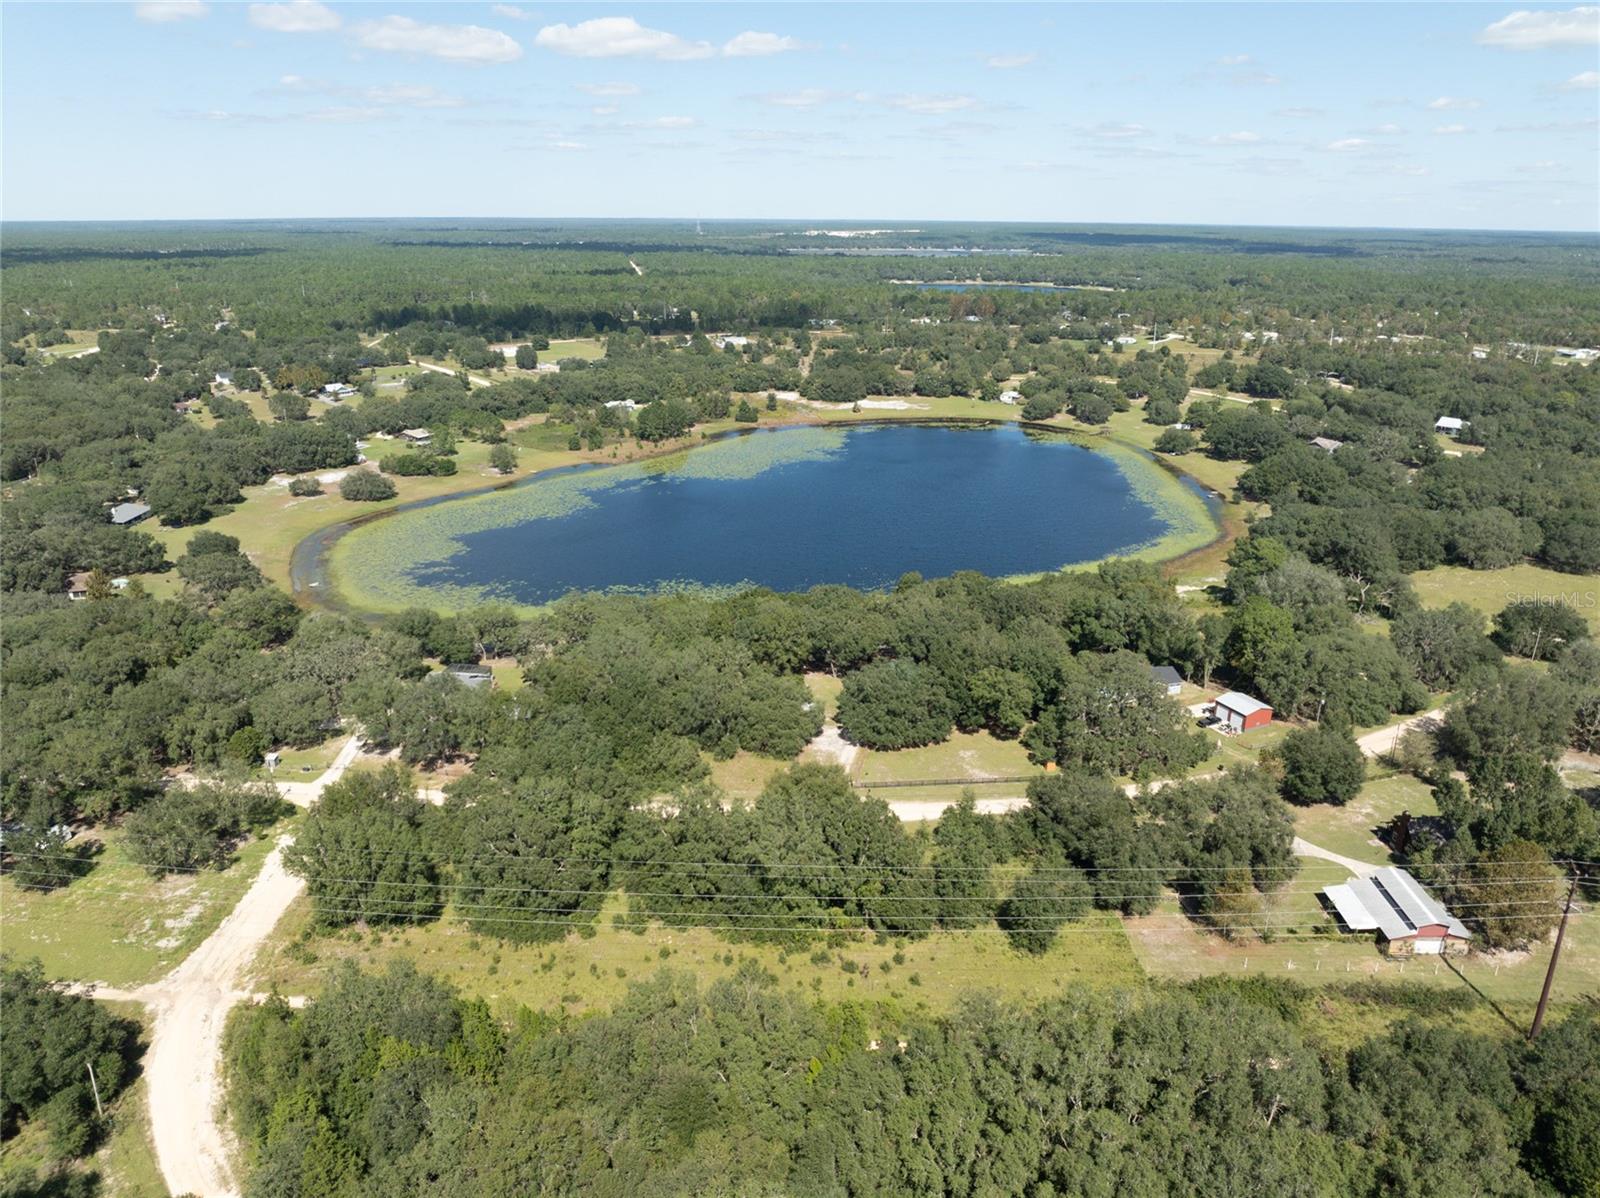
1322 867 1470 956
1434 416 1467 437
1211 691 1273 733
1149 665 1184 696
109 501 152 526
447 664 494 689
1310 436 1343 454
66 571 92 601
397 428 432 445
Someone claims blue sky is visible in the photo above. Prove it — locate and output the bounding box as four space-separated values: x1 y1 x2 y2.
3 2 1597 229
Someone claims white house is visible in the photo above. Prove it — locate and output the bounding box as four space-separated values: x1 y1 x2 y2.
1113 335 1138 346
1149 665 1183 696
1322 867 1470 957
397 428 432 445
713 335 751 349
109 501 152 526
1434 416 1467 437
999 390 1022 405
322 382 357 400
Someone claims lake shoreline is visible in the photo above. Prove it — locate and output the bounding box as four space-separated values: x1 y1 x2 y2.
294 417 1227 618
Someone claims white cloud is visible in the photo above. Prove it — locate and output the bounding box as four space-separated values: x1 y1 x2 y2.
1368 122 1405 135
363 83 464 108
752 88 838 109
1275 106 1323 118
248 0 339 33
1433 123 1471 135
550 139 587 150
134 1 207 22
722 31 803 57
1478 6 1599 48
1202 130 1262 145
353 16 522 63
622 115 696 128
1088 122 1149 139
1216 53 1252 65
1326 137 1371 151
591 105 617 115
491 4 532 19
535 17 713 59
882 93 977 115
985 52 1036 69
575 81 641 96
1426 95 1480 110
1560 69 1600 88
306 105 386 122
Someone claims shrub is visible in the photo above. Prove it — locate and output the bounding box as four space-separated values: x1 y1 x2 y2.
288 476 323 497
340 470 397 501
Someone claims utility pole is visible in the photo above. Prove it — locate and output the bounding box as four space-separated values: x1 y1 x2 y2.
87 1060 105 1118
1529 871 1579 1041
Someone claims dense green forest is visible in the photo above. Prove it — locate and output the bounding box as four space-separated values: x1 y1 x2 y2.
222 962 1600 1198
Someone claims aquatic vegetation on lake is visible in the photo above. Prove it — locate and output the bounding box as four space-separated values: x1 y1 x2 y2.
326 424 1220 614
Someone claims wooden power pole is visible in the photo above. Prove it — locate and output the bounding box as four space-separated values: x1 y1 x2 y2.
1529 872 1579 1041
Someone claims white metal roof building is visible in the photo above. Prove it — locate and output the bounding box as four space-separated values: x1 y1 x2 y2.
1323 867 1470 956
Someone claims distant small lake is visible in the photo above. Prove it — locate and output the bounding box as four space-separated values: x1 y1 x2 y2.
897 281 1083 293
315 424 1218 612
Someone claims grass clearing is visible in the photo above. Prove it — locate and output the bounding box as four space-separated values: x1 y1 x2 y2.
248 894 1143 1017
1410 563 1600 636
1293 773 1438 865
545 337 608 362
854 731 1036 788
1128 881 1599 1029
1 825 286 987
804 672 844 719
706 752 788 800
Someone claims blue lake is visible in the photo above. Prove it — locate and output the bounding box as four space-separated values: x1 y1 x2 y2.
901 282 1081 293
327 423 1217 610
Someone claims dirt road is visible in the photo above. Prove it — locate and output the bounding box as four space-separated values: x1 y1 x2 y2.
94 736 361 1198
1356 709 1446 760
415 360 495 388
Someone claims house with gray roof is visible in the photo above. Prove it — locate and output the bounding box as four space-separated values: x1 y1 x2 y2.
109 501 152 525
1322 867 1470 957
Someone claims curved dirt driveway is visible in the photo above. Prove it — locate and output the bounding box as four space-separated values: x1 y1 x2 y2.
103 734 362 1198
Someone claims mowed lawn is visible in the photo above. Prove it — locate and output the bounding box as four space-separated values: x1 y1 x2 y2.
1 826 285 986
854 731 1038 788
249 894 1143 1018
1411 563 1600 636
1293 772 1439 866
139 440 570 591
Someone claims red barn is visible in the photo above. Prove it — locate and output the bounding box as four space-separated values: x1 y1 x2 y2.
1212 691 1273 732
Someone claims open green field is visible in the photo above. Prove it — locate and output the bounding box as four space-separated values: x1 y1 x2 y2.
706 751 789 800
1127 881 1599 1037
1293 772 1438 865
1 826 284 987
545 336 608 361
854 731 1037 787
1411 562 1600 636
140 440 571 591
248 894 1144 1018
